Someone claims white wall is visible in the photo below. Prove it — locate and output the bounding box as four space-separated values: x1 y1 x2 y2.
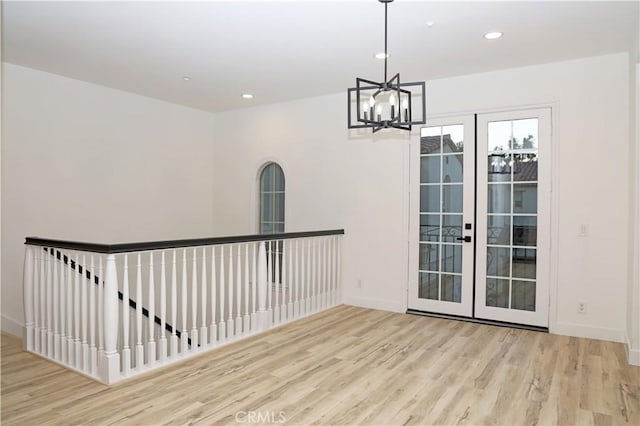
2 53 633 348
1 63 216 333
211 53 631 342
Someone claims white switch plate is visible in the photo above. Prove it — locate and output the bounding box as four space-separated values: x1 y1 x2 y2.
579 224 588 237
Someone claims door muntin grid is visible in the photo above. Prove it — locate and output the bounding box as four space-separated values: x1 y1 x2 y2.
486 118 538 312
419 125 464 303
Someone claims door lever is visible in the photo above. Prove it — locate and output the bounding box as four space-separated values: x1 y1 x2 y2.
456 236 472 243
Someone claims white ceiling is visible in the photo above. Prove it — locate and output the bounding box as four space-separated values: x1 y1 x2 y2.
3 1 639 113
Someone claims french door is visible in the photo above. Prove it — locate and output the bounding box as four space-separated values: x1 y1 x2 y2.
408 108 551 328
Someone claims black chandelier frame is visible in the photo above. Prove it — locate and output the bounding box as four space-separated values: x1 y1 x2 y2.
347 0 426 133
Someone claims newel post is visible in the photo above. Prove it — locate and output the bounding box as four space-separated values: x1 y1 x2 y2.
101 254 120 384
257 241 268 331
23 245 35 351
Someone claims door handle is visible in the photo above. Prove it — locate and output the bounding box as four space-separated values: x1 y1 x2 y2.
456 236 472 243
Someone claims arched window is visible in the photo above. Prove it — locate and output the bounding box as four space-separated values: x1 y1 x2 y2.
259 162 285 234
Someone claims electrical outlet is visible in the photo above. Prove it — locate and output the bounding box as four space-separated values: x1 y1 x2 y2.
357 279 363 289
577 300 587 314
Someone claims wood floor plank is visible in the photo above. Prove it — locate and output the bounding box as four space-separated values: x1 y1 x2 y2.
2 305 639 425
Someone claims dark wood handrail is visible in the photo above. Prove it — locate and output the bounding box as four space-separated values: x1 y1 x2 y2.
25 229 345 254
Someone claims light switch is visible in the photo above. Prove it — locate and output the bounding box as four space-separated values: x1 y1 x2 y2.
579 224 588 237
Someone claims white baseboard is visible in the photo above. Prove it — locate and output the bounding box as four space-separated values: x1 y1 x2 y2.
1 314 23 338
343 295 406 313
624 331 640 366
551 321 624 343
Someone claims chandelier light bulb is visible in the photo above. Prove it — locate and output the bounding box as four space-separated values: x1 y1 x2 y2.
389 94 396 106
402 99 408 109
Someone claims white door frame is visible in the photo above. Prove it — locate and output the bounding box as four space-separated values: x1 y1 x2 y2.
475 108 552 327
407 105 556 329
408 115 475 316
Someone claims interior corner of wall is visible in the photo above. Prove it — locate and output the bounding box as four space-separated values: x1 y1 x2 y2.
1 314 23 338
342 295 406 314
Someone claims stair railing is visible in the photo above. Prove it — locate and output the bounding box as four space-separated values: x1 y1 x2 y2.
22 230 344 384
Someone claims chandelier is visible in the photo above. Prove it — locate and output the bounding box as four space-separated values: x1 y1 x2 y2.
347 0 426 133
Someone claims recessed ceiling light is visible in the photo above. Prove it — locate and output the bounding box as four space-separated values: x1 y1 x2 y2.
241 93 254 99
375 52 389 59
484 31 503 40
182 76 191 81
426 21 435 27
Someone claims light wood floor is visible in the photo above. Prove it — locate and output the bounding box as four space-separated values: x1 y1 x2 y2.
2 305 639 425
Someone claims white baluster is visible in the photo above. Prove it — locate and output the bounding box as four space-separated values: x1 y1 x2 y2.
159 251 167 361
49 249 56 355
336 236 342 304
327 237 332 307
311 239 317 313
300 240 306 315
267 241 273 328
47 249 53 354
33 248 40 353
219 246 226 342
181 249 189 354
66 251 73 363
315 240 321 311
318 237 326 310
274 240 280 325
81 254 89 371
23 246 34 351
74 253 81 368
281 240 287 322
135 253 144 369
227 245 234 338
60 251 67 363
170 250 178 356
89 255 97 375
251 243 257 331
200 247 208 347
330 237 335 306
257 241 268 331
313 239 318 312
43 248 53 358
318 239 323 311
210 246 217 344
323 238 328 309
147 253 156 365
53 250 60 360
294 240 299 318
235 246 242 335
243 244 250 332
122 255 131 374
40 249 48 353
101 254 120 384
321 238 326 310
98 257 104 366
191 248 199 348
287 240 293 319
307 240 313 312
